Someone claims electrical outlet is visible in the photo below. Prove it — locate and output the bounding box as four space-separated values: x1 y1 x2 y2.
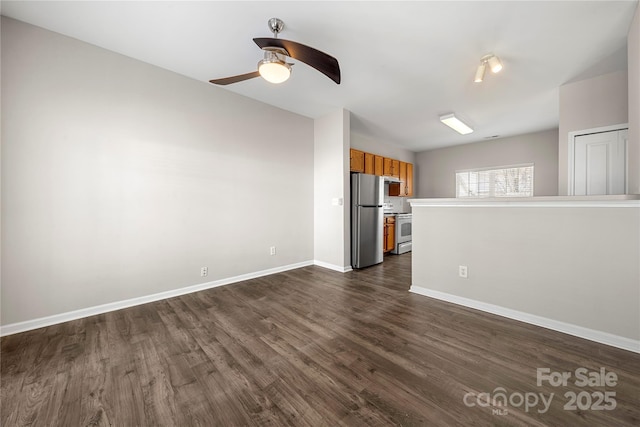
201 267 208 277
459 265 468 279
269 246 276 256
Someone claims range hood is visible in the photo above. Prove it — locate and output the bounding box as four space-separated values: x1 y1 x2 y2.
383 176 402 183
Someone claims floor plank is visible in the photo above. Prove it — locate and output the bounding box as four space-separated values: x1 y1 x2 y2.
2 253 639 426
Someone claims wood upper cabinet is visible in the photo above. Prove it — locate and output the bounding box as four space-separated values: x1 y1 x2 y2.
350 149 365 173
364 152 375 174
384 158 400 177
389 161 414 197
391 159 400 178
362 152 384 176
384 216 396 253
351 150 409 192
399 162 407 195
374 155 384 176
383 158 400 177
383 157 392 176
405 163 413 196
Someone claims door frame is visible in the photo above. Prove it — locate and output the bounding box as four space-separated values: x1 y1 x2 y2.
567 123 628 195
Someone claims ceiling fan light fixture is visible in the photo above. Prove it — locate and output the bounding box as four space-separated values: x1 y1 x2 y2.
258 51 291 84
440 113 474 135
210 18 340 86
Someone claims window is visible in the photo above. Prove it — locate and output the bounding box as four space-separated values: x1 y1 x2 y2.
456 164 534 198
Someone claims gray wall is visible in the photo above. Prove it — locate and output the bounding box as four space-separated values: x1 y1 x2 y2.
558 70 629 195
415 129 559 198
1 17 315 325
629 4 640 195
411 203 640 342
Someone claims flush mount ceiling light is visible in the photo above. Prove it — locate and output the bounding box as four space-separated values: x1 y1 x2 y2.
474 53 503 83
258 50 292 84
440 113 474 135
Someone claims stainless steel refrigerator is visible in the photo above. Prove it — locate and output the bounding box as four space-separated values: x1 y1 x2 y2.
351 173 384 269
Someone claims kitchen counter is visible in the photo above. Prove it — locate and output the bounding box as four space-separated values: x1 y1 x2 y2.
410 194 640 207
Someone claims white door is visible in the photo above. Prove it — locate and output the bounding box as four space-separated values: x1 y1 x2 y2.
573 129 627 195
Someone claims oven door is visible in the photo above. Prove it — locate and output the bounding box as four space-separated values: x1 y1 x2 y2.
391 214 412 254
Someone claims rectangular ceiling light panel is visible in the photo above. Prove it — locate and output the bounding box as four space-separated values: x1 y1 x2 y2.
440 113 473 135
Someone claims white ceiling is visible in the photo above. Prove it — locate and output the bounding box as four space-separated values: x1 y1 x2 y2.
1 1 637 151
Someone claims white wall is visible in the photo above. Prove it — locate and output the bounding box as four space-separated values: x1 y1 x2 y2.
628 4 640 194
558 71 629 195
410 201 640 348
314 109 351 271
1 17 315 326
415 129 559 198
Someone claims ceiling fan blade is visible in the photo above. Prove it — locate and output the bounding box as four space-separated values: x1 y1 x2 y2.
209 71 260 85
253 38 341 84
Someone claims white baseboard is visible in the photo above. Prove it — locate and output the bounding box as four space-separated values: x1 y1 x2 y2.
313 260 352 273
410 285 640 354
0 261 314 337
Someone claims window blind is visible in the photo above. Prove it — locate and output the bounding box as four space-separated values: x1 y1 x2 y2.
456 164 534 198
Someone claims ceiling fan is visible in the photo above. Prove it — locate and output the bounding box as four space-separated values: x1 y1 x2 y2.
209 18 341 86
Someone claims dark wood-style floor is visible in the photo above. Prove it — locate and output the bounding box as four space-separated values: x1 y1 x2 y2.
2 254 639 426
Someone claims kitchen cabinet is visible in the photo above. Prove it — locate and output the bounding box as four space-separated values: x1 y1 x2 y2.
384 216 396 253
383 157 391 176
399 162 407 195
364 152 375 174
391 159 400 178
405 163 413 196
383 158 400 178
351 149 408 190
374 155 384 176
389 162 414 197
350 149 365 172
